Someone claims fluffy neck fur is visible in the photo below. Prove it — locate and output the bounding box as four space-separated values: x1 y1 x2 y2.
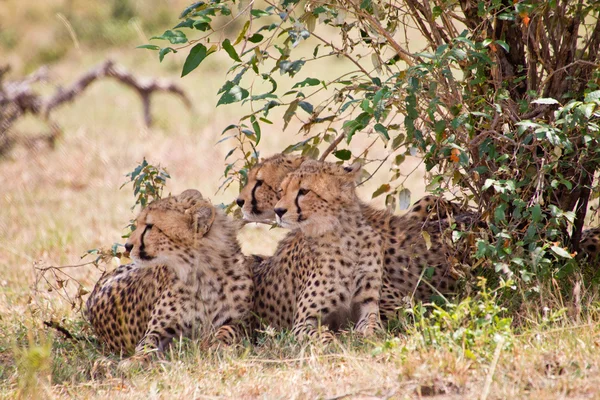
168 210 242 282
298 199 363 238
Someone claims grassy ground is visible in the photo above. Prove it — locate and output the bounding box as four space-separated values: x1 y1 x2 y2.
2 1 600 399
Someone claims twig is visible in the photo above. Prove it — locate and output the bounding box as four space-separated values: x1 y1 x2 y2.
319 132 346 161
43 320 81 342
352 2 415 67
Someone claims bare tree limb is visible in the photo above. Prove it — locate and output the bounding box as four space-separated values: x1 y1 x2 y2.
44 60 192 126
0 60 193 155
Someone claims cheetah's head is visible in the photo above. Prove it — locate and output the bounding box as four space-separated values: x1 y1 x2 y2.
274 160 361 236
125 189 216 279
236 153 306 223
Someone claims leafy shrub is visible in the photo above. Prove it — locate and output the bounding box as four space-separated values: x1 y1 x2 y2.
143 1 600 302
405 278 512 361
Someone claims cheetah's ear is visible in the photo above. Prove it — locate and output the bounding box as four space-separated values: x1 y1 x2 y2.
290 155 308 167
179 189 204 201
188 201 216 238
176 189 204 210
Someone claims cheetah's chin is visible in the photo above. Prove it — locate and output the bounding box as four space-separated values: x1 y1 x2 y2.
275 215 298 229
242 210 274 224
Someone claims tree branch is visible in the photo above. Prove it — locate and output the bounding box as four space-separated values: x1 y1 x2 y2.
319 132 346 161
44 60 192 126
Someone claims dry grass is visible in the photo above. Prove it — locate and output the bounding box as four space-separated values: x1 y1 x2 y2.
2 1 600 399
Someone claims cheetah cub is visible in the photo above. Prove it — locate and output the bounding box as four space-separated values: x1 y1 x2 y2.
86 189 253 357
239 153 481 324
253 160 385 341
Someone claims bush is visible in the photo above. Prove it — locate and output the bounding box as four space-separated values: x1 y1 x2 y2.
143 1 600 300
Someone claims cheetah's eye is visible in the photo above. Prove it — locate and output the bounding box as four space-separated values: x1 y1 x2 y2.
298 188 310 196
145 224 154 229
255 180 263 187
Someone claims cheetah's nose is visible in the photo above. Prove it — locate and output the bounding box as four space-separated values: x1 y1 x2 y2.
236 198 245 207
124 243 133 254
274 208 287 218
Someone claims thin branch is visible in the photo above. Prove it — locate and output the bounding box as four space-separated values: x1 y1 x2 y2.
43 320 81 342
319 132 346 161
351 2 416 66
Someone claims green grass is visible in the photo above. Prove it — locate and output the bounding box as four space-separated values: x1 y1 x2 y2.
3 1 600 398
3 305 600 399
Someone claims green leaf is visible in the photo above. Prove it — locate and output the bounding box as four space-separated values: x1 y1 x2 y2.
159 47 177 62
137 44 160 50
279 60 305 77
222 39 241 62
174 18 195 29
482 39 493 48
151 30 188 44
250 115 261 145
584 90 600 103
374 123 389 144
283 100 299 130
392 134 405 150
181 43 208 77
398 188 411 210
292 78 321 88
551 246 572 259
532 97 559 105
531 204 542 223
180 1 206 18
343 112 371 143
248 33 264 43
298 101 313 114
494 40 509 52
221 124 238 134
580 103 595 118
372 184 390 198
250 9 271 17
334 149 352 160
234 21 250 45
217 81 249 106
497 12 515 21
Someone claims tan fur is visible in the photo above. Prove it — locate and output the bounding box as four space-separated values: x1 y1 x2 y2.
253 160 385 340
241 154 480 326
580 227 600 263
236 154 306 223
86 190 254 357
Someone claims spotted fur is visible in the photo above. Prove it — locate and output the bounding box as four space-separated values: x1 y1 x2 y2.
239 154 481 326
86 190 254 357
580 227 600 263
251 161 385 341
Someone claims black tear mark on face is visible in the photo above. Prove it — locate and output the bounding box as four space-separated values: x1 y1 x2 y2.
295 189 309 222
295 191 303 222
251 180 263 215
139 224 155 260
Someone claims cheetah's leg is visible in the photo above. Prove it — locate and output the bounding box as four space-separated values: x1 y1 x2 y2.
292 277 346 344
351 236 384 337
134 288 184 357
351 269 383 336
212 323 245 345
291 317 335 344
